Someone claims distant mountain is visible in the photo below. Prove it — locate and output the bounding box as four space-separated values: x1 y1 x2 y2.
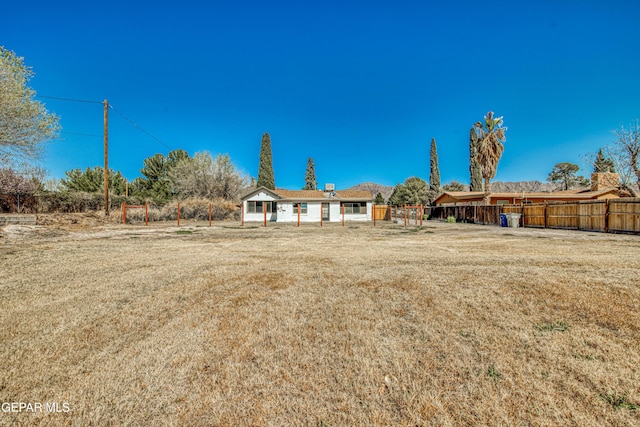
348 180 558 202
490 181 557 193
347 182 394 201
438 181 559 193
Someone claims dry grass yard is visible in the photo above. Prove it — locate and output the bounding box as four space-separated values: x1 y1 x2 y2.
1 216 639 426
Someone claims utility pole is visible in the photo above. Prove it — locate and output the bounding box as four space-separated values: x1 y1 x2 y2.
104 99 109 215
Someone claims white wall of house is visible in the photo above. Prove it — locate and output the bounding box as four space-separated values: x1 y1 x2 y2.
277 201 372 222
276 201 323 223
328 202 341 222
243 191 278 222
242 195 373 223
337 201 373 222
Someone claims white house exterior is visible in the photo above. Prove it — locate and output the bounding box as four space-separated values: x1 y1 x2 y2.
241 187 373 223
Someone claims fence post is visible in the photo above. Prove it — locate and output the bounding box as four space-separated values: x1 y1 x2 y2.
241 203 244 226
404 204 407 227
145 203 149 226
297 203 300 227
263 202 267 227
373 204 376 227
420 204 423 226
320 204 323 227
604 199 609 233
178 202 181 226
122 202 126 224
544 202 548 229
342 204 344 226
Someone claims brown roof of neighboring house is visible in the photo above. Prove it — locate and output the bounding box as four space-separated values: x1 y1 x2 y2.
433 187 622 205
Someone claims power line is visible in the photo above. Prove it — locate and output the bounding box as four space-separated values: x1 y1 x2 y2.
35 94 174 151
108 104 174 151
36 95 102 104
62 131 103 138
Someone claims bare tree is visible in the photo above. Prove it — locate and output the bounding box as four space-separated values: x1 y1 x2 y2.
0 167 39 195
0 47 60 166
170 151 249 201
606 120 640 196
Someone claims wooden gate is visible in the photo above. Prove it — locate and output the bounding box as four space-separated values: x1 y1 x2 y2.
608 198 640 233
372 205 389 220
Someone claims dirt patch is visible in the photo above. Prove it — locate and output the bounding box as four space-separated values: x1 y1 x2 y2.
36 212 121 228
1 221 639 425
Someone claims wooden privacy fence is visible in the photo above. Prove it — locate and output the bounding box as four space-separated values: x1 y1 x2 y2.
434 198 640 234
609 199 640 233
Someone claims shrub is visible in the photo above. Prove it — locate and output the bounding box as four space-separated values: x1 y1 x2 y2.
36 192 149 213
123 198 239 223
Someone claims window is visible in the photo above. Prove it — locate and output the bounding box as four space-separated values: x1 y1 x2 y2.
342 202 367 214
247 201 273 213
293 203 308 214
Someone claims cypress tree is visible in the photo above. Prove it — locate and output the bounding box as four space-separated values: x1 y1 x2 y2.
257 132 275 189
469 122 483 191
303 157 317 190
429 138 440 202
593 148 615 173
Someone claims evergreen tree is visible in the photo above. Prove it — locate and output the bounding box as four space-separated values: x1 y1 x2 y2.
429 138 440 203
389 177 428 206
547 162 589 190
388 183 405 206
374 192 385 204
442 180 466 191
469 122 483 191
303 157 317 190
404 177 429 206
593 148 615 173
132 149 189 202
61 166 127 195
257 132 275 189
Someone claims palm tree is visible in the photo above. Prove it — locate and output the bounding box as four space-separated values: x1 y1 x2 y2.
475 112 507 204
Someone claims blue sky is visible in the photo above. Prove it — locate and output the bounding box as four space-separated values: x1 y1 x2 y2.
4 1 640 189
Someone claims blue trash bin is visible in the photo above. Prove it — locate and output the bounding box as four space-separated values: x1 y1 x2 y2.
500 213 507 227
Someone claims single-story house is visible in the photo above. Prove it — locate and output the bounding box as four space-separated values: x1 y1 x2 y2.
434 173 627 206
241 186 373 223
433 188 622 206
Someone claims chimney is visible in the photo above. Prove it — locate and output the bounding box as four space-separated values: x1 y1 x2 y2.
591 172 620 191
